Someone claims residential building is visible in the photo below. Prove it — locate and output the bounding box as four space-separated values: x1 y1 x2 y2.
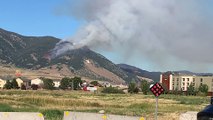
31 78 43 86
160 72 213 95
0 79 6 89
16 78 23 87
53 80 60 88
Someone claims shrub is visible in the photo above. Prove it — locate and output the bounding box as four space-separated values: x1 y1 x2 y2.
128 82 139 94
31 84 38 90
59 77 82 90
71 77 82 90
90 81 99 86
42 109 63 120
3 80 12 89
11 78 19 89
59 77 71 90
41 78 55 90
21 84 26 90
102 87 125 94
187 84 196 95
198 84 208 95
0 104 14 112
141 80 149 95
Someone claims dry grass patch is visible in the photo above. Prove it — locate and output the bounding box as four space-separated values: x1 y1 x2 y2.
0 90 209 120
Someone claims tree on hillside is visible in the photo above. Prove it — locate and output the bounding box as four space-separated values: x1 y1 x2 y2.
59 77 72 90
141 80 149 95
128 81 139 94
42 78 55 90
3 80 12 89
11 78 19 89
199 84 208 95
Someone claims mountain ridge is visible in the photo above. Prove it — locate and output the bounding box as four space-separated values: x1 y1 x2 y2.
0 28 139 84
117 64 161 82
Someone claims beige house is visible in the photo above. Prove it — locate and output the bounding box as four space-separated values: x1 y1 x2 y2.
0 79 6 89
31 78 43 86
53 80 60 88
16 78 24 87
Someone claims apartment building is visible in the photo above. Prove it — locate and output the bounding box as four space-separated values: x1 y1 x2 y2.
160 72 213 95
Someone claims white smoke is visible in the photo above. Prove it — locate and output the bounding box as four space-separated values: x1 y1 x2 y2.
55 0 213 72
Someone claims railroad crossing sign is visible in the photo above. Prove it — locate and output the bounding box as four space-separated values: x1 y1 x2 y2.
150 82 164 97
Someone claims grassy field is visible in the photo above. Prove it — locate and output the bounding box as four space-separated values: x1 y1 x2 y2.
0 90 210 120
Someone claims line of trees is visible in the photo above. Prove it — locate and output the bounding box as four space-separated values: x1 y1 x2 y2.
3 76 208 96
186 84 209 96
59 77 82 90
3 79 19 89
127 80 210 96
128 80 150 94
40 77 82 90
3 77 83 91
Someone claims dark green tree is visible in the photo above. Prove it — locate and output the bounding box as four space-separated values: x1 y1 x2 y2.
173 87 179 95
199 84 208 95
90 81 99 86
141 80 149 95
128 81 139 94
187 84 195 95
59 77 72 90
31 84 38 90
20 84 26 90
3 80 12 89
71 77 82 90
42 78 55 90
11 78 19 89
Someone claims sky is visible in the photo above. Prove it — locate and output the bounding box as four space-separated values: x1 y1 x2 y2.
0 0 82 38
1 0 213 73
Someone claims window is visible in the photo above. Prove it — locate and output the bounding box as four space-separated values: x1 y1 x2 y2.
177 78 179 81
187 78 189 81
182 87 185 90
183 83 185 86
187 83 189 86
193 78 195 82
183 78 185 81
200 83 203 86
200 78 203 82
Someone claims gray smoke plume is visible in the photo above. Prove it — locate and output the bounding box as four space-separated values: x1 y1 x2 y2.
55 0 213 72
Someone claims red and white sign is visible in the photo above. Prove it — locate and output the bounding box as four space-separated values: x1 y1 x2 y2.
150 82 164 97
